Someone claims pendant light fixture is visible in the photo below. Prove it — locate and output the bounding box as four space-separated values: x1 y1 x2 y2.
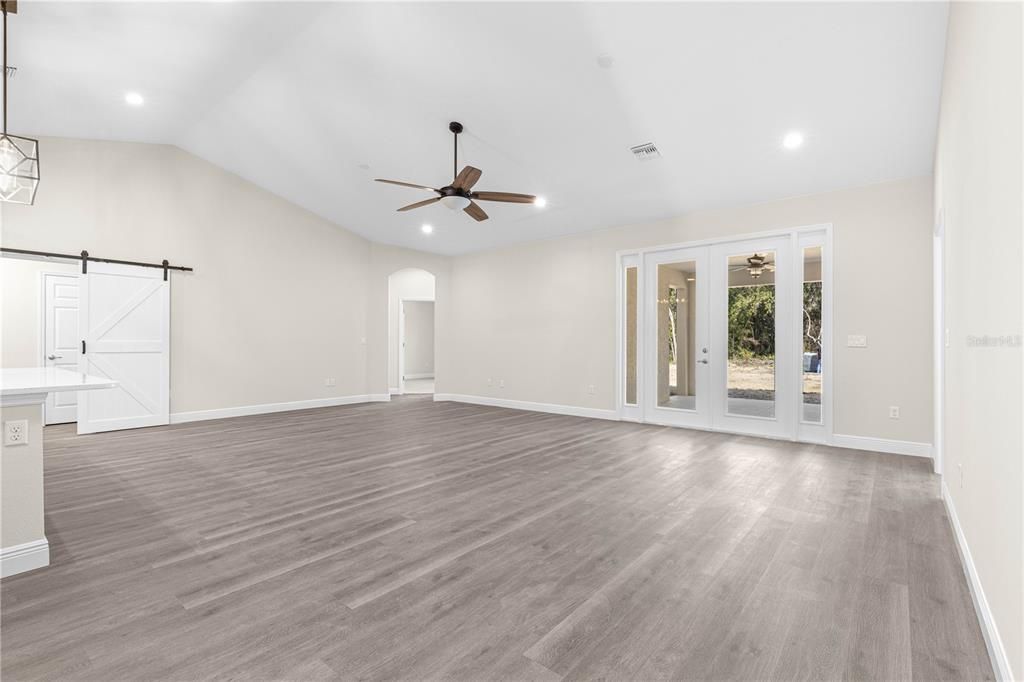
1 0 40 205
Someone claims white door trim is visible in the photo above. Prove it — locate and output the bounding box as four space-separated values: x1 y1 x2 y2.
614 223 833 259
796 228 832 444
617 254 643 422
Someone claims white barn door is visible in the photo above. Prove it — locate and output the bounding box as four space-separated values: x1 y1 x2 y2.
77 263 170 434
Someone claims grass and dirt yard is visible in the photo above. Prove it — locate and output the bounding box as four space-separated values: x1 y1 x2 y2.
727 357 821 403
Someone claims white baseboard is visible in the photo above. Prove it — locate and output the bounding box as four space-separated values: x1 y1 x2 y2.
0 538 49 578
830 433 932 458
403 373 435 380
432 398 934 456
433 393 618 421
171 394 387 424
942 482 1014 681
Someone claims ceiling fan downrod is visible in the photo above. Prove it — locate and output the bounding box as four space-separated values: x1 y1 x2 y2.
449 121 463 182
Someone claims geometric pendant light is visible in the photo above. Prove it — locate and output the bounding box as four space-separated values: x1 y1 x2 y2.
1 0 40 205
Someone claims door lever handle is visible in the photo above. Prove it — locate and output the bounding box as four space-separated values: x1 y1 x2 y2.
47 354 63 360
697 359 709 364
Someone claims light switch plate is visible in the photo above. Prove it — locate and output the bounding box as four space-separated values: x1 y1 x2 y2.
847 334 868 348
4 420 29 447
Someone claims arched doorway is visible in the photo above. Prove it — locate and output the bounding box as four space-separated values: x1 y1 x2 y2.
388 268 436 395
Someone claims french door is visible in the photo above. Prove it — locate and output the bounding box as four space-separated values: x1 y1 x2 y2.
618 228 829 442
640 246 710 428
708 236 795 438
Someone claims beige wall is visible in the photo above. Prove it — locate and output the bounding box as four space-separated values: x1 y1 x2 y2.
934 2 1023 677
1 257 77 368
1 137 374 415
0 404 45 549
447 177 934 443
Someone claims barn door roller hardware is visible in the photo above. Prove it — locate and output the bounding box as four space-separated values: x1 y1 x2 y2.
0 247 193 280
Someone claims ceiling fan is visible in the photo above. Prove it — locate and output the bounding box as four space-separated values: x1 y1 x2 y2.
374 121 537 222
730 253 776 279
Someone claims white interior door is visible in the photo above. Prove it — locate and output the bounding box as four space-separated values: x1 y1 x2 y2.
710 236 796 438
77 263 170 434
42 273 80 425
642 246 711 428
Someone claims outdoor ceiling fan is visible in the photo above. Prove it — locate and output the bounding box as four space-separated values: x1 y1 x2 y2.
374 121 538 222
730 253 776 279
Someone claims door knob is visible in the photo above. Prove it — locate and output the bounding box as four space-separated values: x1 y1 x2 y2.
47 354 63 360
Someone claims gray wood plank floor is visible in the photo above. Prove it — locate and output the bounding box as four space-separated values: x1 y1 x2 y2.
0 396 992 681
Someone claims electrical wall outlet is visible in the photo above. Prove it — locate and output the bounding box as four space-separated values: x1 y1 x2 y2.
486 378 493 387
587 384 596 395
499 379 505 389
847 334 868 348
4 420 29 447
888 406 900 419
324 377 336 387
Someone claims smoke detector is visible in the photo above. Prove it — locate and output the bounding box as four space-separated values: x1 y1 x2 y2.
629 142 661 161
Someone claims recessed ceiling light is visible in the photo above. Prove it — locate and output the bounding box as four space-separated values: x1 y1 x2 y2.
534 196 547 208
421 224 433 234
782 131 804 150
124 92 145 107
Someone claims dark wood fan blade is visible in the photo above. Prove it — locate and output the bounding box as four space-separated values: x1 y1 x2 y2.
452 166 483 191
463 201 488 222
471 191 536 204
397 197 441 212
375 179 439 192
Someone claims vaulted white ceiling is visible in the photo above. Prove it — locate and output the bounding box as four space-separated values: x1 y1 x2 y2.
9 2 948 255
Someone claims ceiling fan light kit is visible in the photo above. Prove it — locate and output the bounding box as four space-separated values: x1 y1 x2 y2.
0 0 40 205
375 121 537 223
440 195 471 211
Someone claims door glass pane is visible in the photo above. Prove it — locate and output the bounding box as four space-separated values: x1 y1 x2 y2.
802 246 823 423
657 261 697 410
727 251 776 418
624 266 638 405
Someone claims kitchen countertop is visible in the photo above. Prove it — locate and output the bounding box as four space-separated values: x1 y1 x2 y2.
0 367 119 398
